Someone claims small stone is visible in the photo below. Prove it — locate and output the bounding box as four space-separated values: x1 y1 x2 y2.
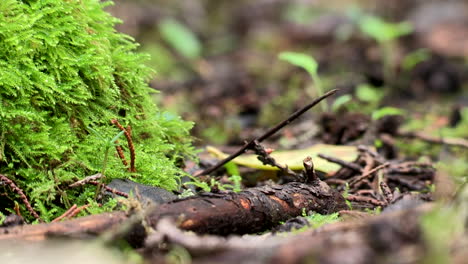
106 179 177 205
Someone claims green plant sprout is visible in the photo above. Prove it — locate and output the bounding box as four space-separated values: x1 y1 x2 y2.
355 83 384 103
158 18 202 60
87 127 126 199
342 183 353 210
402 49 430 71
224 161 240 177
306 212 340 229
222 175 242 192
185 176 211 192
358 15 413 84
0 211 5 226
331 94 353 112
371 106 405 121
287 212 340 234
278 51 328 112
332 84 384 114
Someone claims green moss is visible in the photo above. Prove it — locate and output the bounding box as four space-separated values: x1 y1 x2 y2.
0 0 195 221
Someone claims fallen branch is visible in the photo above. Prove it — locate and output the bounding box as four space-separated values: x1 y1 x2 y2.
0 180 346 240
143 203 434 264
146 181 346 235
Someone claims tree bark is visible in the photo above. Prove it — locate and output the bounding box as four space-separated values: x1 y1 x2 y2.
147 181 347 235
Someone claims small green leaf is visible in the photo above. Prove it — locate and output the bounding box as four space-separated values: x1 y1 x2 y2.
402 49 430 71
278 51 318 76
207 144 359 173
372 107 406 120
159 19 201 59
224 161 240 176
306 212 340 228
278 51 327 111
110 130 126 145
332 94 352 112
356 84 383 102
359 15 412 42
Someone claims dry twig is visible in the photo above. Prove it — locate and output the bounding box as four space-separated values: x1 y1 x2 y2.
347 194 386 207
398 131 468 149
349 162 390 187
88 180 129 198
380 181 393 204
52 204 78 223
68 173 103 188
194 89 338 177
318 153 363 173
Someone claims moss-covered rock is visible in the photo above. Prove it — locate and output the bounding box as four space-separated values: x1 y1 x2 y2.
0 0 195 221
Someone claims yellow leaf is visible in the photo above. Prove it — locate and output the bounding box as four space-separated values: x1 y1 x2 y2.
206 144 358 173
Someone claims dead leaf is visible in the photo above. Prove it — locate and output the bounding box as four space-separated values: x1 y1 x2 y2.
207 144 358 173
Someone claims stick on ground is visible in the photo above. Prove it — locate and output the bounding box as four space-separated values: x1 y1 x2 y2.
0 181 346 240
194 89 338 177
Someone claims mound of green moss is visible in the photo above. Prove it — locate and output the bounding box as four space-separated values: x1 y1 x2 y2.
0 0 195 221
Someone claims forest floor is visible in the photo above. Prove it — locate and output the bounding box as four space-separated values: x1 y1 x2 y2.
2 0 468 263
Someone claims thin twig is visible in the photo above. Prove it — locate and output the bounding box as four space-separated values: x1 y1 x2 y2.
351 179 373 191
88 180 129 198
52 204 91 222
349 162 390 187
318 153 363 173
69 173 103 188
355 189 377 197
324 178 347 185
380 181 393 204
347 194 386 207
397 131 468 149
194 89 338 176
250 140 300 182
111 119 136 172
52 204 77 223
357 145 386 164
68 204 91 219
0 174 42 221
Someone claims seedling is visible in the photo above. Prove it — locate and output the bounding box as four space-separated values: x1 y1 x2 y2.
278 51 328 112
402 49 430 71
331 94 352 112
87 127 126 199
358 14 413 84
371 106 405 121
333 84 384 114
158 18 202 60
